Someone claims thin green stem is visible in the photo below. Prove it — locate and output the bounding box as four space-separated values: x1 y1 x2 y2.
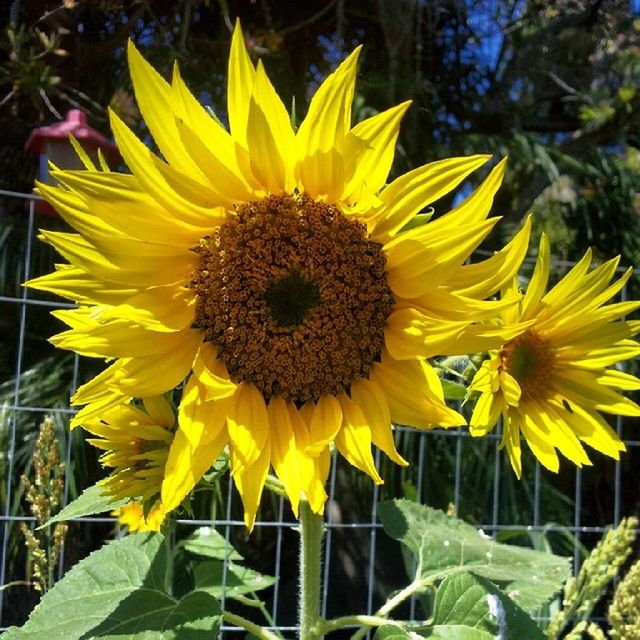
223 611 282 640
378 577 434 616
265 474 287 498
299 500 324 640
317 615 404 636
347 578 435 640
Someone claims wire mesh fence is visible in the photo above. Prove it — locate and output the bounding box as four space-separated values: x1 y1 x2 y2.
1 187 638 634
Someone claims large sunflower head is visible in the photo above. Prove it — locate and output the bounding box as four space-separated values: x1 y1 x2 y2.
28 22 530 528
469 234 640 477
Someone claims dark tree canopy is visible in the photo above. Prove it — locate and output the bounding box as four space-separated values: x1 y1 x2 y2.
1 0 639 276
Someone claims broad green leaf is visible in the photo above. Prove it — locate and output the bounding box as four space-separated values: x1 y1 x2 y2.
379 500 570 611
181 526 243 561
4 533 221 640
374 624 412 640
43 483 128 527
193 559 276 598
432 572 544 639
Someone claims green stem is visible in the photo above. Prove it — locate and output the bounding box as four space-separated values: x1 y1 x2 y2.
299 500 324 640
348 578 436 640
317 615 403 636
223 611 282 640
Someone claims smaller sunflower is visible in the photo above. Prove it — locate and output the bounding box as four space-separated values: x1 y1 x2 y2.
82 396 176 516
469 234 640 477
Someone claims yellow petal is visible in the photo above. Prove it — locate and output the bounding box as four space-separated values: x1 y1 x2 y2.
37 182 119 243
174 113 258 204
51 170 208 244
520 411 560 473
228 20 256 147
40 230 195 287
370 352 464 428
568 342 640 368
268 395 302 516
501 371 522 406
109 109 228 224
127 40 204 179
232 443 271 531
350 377 408 466
114 331 202 396
469 359 501 394
246 61 296 193
71 390 131 429
342 101 412 199
143 396 175 427
306 394 343 456
558 400 626 459
553 369 640 417
369 155 491 241
51 311 194 358
384 307 465 360
71 361 127 406
446 216 532 298
501 416 523 479
297 48 361 154
527 401 592 467
411 288 518 322
193 342 237 400
226 382 269 472
161 377 228 513
334 393 383 484
427 157 507 229
26 265 140 306
296 48 361 197
469 392 502 436
171 61 258 199
443 319 533 357
596 368 640 391
384 217 498 297
289 404 328 514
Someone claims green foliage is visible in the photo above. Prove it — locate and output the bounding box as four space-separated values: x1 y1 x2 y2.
379 500 571 612
175 527 276 600
3 533 222 640
428 572 544 639
44 482 128 527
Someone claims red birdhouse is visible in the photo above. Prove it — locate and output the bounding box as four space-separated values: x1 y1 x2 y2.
24 109 121 216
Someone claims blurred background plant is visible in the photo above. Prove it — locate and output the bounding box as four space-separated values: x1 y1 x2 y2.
1 0 638 632
19 415 67 595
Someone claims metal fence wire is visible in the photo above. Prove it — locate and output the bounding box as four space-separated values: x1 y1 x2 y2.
1 188 639 634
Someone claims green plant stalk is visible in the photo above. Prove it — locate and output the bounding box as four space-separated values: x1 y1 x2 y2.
299 500 324 640
223 611 282 640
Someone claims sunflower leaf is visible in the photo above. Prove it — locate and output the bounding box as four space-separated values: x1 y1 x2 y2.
3 533 221 640
379 499 570 612
373 624 412 640
40 482 128 528
429 571 545 639
193 559 276 598
180 525 243 561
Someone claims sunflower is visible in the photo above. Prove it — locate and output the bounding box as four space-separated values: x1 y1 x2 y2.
469 234 640 477
28 22 530 528
82 396 176 506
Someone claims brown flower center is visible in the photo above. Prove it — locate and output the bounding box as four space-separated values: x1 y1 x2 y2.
191 193 395 403
500 329 555 401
